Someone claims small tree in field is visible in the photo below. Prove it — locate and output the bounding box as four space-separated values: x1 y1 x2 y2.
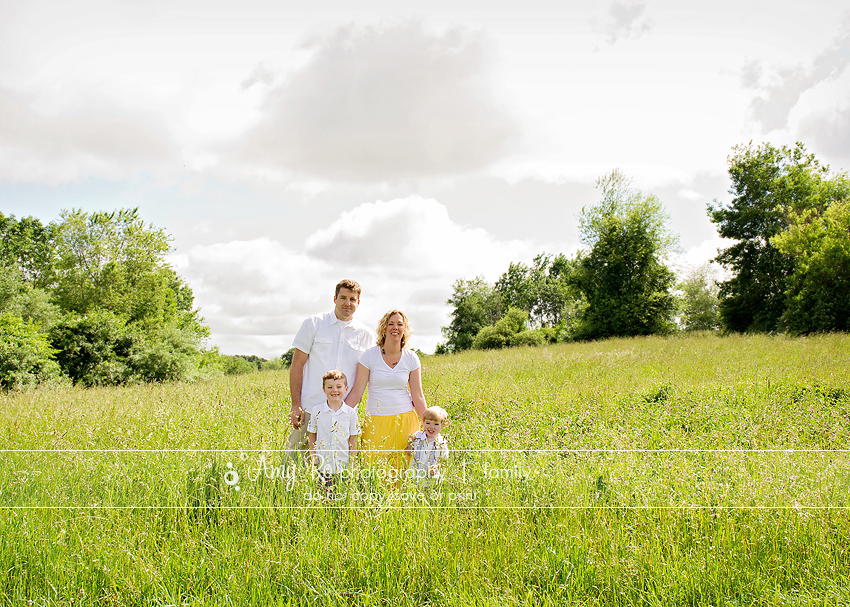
678 264 721 331
572 170 678 340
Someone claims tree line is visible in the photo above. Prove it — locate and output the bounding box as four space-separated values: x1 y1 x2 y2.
438 142 850 353
3 140 847 386
0 208 286 390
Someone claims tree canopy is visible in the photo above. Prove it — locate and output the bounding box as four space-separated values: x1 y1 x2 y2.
1 208 217 389
440 277 502 353
772 200 850 333
708 142 850 332
571 170 678 340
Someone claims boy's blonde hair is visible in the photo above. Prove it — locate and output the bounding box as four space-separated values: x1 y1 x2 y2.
322 369 348 386
423 406 448 424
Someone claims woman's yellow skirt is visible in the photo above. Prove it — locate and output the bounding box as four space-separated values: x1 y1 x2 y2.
360 410 420 473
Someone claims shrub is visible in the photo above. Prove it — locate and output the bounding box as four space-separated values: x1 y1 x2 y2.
222 356 257 376
0 314 61 390
509 329 545 347
49 311 135 386
128 325 200 383
472 325 508 350
472 308 530 350
4 288 61 333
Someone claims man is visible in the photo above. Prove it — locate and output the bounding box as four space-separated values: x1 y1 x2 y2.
287 279 375 460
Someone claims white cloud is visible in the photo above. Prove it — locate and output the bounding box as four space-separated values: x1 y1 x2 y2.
676 235 732 271
678 189 703 201
745 25 850 133
179 197 537 357
0 87 176 182
593 2 652 46
306 196 530 276
234 22 519 182
801 102 850 162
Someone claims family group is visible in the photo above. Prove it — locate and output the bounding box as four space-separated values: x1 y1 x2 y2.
287 279 449 486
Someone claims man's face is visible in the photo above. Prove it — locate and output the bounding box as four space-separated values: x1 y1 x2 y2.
334 288 360 321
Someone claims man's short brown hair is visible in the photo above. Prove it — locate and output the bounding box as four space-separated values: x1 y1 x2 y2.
335 279 362 298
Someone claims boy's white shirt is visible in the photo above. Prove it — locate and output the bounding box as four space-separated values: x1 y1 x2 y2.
409 430 449 479
307 401 361 474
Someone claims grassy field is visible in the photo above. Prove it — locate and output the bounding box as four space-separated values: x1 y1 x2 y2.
1 332 849 605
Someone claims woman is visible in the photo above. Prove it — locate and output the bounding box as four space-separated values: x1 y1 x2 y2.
344 310 426 473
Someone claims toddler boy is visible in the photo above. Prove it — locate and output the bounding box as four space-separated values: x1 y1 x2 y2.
406 406 449 484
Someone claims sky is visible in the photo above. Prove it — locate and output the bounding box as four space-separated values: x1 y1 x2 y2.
2 0 849 356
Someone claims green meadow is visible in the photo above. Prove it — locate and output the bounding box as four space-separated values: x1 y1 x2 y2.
2 332 850 606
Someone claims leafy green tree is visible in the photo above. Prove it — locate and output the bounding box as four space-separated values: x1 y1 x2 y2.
708 142 850 332
52 208 206 335
495 263 535 317
1 208 212 387
0 212 56 288
533 254 580 328
472 307 525 349
49 311 135 387
0 264 25 312
495 253 579 328
129 325 203 383
572 170 678 340
678 264 721 331
280 348 296 368
440 277 502 352
772 199 850 333
54 208 167 316
0 314 61 390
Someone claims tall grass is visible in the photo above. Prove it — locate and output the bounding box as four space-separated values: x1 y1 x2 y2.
1 332 849 605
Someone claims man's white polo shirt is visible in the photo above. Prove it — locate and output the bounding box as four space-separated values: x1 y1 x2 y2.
292 310 374 414
306 402 361 474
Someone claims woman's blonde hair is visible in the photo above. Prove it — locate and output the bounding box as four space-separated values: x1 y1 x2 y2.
376 309 411 348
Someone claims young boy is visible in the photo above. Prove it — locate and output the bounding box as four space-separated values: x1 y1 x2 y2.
406 406 449 484
307 370 361 485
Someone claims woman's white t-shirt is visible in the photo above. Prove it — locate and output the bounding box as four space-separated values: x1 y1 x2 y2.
359 346 420 416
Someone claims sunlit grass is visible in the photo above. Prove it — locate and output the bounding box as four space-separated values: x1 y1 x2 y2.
1 332 849 605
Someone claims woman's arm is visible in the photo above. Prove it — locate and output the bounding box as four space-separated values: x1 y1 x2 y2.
344 363 370 407
348 435 358 463
408 367 427 419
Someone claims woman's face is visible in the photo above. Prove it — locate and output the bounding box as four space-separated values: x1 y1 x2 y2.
385 314 405 342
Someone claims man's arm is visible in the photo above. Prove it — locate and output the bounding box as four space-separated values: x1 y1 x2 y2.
289 349 309 428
